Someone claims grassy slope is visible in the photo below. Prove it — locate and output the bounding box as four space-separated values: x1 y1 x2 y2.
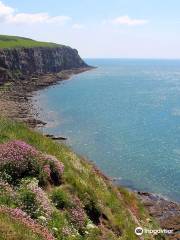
0 118 163 240
0 212 43 240
0 35 61 49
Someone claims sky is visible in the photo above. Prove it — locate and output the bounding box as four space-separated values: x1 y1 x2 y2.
0 0 180 58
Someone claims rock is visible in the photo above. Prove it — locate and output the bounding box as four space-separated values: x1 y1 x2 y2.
0 67 11 83
0 46 88 83
25 118 47 127
138 192 180 240
0 42 93 129
45 134 67 141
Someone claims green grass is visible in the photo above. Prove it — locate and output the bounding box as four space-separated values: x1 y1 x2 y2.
0 118 164 240
0 212 43 240
0 35 62 49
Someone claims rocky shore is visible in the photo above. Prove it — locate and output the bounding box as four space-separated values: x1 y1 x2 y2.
0 67 92 127
138 192 180 240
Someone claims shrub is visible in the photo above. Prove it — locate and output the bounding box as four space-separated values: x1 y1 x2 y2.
84 200 101 225
51 188 71 209
44 155 64 185
19 188 39 218
19 178 53 219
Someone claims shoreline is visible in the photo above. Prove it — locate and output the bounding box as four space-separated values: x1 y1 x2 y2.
0 67 179 239
137 192 180 239
0 67 93 127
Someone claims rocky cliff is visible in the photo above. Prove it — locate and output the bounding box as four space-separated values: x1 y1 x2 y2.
0 46 88 83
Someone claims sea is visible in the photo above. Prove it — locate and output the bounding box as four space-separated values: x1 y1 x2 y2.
33 59 180 202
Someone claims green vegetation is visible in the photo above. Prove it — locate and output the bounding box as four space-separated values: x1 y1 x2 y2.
0 212 43 240
51 188 72 209
0 118 164 240
0 35 62 49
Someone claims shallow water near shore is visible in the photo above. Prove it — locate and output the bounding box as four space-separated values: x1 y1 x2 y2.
34 59 180 202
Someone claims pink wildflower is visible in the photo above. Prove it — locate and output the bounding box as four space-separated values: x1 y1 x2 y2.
43 164 51 179
44 154 64 175
0 140 64 185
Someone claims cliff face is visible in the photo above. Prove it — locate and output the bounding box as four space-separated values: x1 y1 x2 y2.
0 46 88 82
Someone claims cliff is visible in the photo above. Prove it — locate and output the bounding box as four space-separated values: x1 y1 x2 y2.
0 35 88 83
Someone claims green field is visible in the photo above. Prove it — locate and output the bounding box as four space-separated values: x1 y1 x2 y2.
0 35 62 49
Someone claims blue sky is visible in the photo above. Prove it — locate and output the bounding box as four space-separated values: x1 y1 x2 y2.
0 0 180 58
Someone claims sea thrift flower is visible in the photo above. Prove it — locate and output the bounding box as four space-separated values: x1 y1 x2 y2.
68 196 87 231
43 164 51 179
0 140 38 161
69 207 86 229
0 140 64 185
43 154 64 185
0 140 39 181
44 154 64 175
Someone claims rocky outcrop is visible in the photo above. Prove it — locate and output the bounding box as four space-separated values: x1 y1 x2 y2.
138 192 180 240
0 46 88 83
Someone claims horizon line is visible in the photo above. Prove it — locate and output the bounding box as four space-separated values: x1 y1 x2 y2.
83 57 180 60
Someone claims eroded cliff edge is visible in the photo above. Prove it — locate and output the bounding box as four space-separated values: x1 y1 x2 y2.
0 46 88 83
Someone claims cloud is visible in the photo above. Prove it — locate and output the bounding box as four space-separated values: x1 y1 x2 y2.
0 1 14 16
105 15 148 26
72 23 85 29
0 1 71 25
8 13 71 24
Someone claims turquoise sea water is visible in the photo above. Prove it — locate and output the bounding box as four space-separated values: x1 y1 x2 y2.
34 59 180 202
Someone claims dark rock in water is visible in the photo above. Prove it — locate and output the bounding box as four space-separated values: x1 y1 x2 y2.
138 192 180 240
45 134 67 141
25 118 47 128
0 46 88 83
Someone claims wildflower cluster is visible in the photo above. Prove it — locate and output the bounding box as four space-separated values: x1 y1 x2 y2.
17 178 52 220
43 154 64 185
0 140 64 186
0 140 39 183
68 197 87 231
27 178 53 218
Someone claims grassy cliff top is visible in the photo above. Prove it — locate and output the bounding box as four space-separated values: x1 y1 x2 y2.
0 35 62 49
0 118 163 240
